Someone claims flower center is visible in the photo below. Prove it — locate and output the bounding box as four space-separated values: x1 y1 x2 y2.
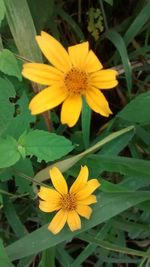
60 193 76 211
64 68 88 95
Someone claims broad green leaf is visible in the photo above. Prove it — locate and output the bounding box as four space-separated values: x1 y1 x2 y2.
0 78 15 136
81 155 150 178
118 91 150 125
0 49 21 80
6 191 150 260
100 129 134 155
23 130 74 162
105 30 132 93
119 176 150 191
35 126 134 182
0 136 20 168
0 0 5 25
6 92 35 139
0 239 14 267
81 98 91 149
4 0 42 61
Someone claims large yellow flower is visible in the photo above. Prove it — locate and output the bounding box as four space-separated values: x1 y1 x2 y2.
38 166 100 234
22 31 118 127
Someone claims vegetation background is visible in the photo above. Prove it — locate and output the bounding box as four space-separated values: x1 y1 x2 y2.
0 0 150 266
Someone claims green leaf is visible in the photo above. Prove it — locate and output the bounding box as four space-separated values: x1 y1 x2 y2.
4 0 42 61
81 98 91 149
56 6 84 40
27 0 55 32
0 0 5 25
79 232 150 257
0 136 20 168
6 92 35 139
103 0 113 6
0 49 22 80
3 195 28 238
118 91 150 125
35 126 134 183
23 130 74 162
14 158 34 195
105 30 132 94
0 239 14 267
100 129 134 156
124 1 150 46
39 247 55 267
6 191 150 260
0 78 16 136
83 155 150 179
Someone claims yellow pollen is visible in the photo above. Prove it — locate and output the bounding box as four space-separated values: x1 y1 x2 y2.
64 68 88 95
60 193 76 211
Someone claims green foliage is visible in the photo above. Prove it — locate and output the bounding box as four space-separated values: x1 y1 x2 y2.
1 0 150 266
0 49 21 80
0 0 5 25
22 130 74 162
0 78 15 136
6 192 150 260
105 30 132 94
0 130 73 168
14 159 34 195
0 239 14 267
0 136 20 168
6 92 35 138
4 0 42 61
118 91 150 124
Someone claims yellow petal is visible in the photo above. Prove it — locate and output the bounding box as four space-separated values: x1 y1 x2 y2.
22 63 63 85
29 85 68 115
68 42 89 68
77 195 97 205
76 179 100 200
83 50 103 73
61 95 82 127
39 200 61 213
85 87 112 117
69 166 89 194
38 186 61 202
49 167 68 195
48 209 68 234
76 205 92 219
90 69 118 89
67 210 81 231
36 31 71 72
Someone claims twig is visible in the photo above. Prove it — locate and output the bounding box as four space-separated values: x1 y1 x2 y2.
13 170 50 188
111 59 150 75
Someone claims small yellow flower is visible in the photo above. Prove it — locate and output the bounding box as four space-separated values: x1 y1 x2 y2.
22 31 118 127
38 166 100 234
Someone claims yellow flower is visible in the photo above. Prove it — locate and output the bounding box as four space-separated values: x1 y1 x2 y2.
38 166 100 234
22 31 118 127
